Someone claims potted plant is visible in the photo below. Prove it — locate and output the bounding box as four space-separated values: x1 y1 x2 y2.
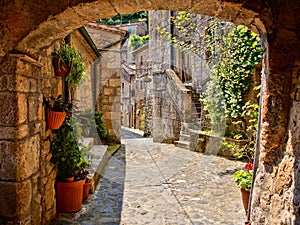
53 43 87 87
75 170 93 201
51 115 90 212
233 162 253 214
44 95 69 130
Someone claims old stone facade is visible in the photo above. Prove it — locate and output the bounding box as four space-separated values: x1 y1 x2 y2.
0 30 99 224
85 23 128 142
1 0 300 224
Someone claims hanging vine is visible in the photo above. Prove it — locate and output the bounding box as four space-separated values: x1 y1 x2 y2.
158 12 263 160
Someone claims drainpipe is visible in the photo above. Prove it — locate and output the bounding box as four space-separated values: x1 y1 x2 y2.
246 63 265 224
170 11 174 71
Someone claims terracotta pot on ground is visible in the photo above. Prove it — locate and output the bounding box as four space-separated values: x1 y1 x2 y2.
46 111 66 130
53 55 70 77
56 179 85 213
83 179 93 201
241 188 250 214
65 177 74 182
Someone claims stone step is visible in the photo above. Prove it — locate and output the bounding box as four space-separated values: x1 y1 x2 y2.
174 140 190 150
179 133 190 142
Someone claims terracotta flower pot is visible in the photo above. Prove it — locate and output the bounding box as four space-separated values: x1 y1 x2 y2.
56 179 85 213
65 177 74 182
83 179 93 201
241 188 250 214
53 55 70 77
46 111 66 130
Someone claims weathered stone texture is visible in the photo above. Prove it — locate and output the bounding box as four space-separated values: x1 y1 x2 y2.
0 179 32 220
251 28 299 223
0 135 40 181
1 0 300 224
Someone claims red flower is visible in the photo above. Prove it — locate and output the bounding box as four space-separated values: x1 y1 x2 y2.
245 163 254 170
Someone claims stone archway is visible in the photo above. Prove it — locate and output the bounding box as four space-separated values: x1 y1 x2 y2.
1 0 300 224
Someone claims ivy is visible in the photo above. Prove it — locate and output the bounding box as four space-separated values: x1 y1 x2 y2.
158 12 263 160
128 34 149 52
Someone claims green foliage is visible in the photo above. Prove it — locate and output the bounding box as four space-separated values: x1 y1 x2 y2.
97 11 148 25
55 43 86 88
51 115 89 181
158 12 263 161
44 95 71 112
233 169 252 190
208 25 263 120
128 34 149 52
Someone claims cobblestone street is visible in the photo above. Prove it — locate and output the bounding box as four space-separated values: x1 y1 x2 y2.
51 127 246 225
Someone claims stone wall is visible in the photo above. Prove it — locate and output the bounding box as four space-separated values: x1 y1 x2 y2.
152 71 190 143
98 45 122 143
0 41 63 224
2 0 300 224
70 31 98 111
0 34 100 224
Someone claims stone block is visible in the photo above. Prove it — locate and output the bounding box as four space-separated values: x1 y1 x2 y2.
0 180 31 219
0 135 40 181
28 95 39 122
109 78 120 87
104 87 114 96
44 182 55 211
0 57 17 75
0 92 27 126
0 124 29 140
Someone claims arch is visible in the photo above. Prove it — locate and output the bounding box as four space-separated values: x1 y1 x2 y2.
1 0 269 58
1 0 300 224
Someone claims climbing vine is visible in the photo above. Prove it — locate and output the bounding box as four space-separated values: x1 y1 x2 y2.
158 12 263 160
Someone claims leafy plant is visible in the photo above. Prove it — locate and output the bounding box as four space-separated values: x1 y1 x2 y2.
97 11 148 25
44 95 71 112
128 34 149 52
55 43 86 88
51 115 89 181
233 163 253 190
158 12 263 161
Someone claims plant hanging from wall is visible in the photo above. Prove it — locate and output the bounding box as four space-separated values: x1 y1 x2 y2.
53 42 87 88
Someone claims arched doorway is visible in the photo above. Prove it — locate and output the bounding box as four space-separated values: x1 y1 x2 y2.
1 1 300 224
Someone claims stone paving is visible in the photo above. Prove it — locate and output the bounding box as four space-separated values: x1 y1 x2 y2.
51 127 247 225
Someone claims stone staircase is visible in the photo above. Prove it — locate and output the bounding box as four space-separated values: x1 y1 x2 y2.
175 84 203 150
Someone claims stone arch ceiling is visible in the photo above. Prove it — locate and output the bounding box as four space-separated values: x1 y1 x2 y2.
0 0 276 60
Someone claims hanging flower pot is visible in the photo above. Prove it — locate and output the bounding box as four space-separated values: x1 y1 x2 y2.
52 55 70 77
46 110 66 130
241 188 250 214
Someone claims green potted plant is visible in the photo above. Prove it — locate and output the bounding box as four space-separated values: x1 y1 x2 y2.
44 95 69 130
233 162 253 214
51 114 90 212
53 42 87 87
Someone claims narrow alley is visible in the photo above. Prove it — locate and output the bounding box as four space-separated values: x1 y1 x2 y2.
51 127 246 225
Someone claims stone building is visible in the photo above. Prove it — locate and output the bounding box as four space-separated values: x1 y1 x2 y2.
121 63 136 127
0 27 100 224
1 0 300 224
85 22 128 142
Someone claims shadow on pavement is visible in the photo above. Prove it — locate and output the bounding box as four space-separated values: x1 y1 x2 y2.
121 127 144 139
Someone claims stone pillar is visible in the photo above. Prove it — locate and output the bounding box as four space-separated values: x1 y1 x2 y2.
0 50 61 224
98 47 121 143
251 28 299 224
0 56 42 224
